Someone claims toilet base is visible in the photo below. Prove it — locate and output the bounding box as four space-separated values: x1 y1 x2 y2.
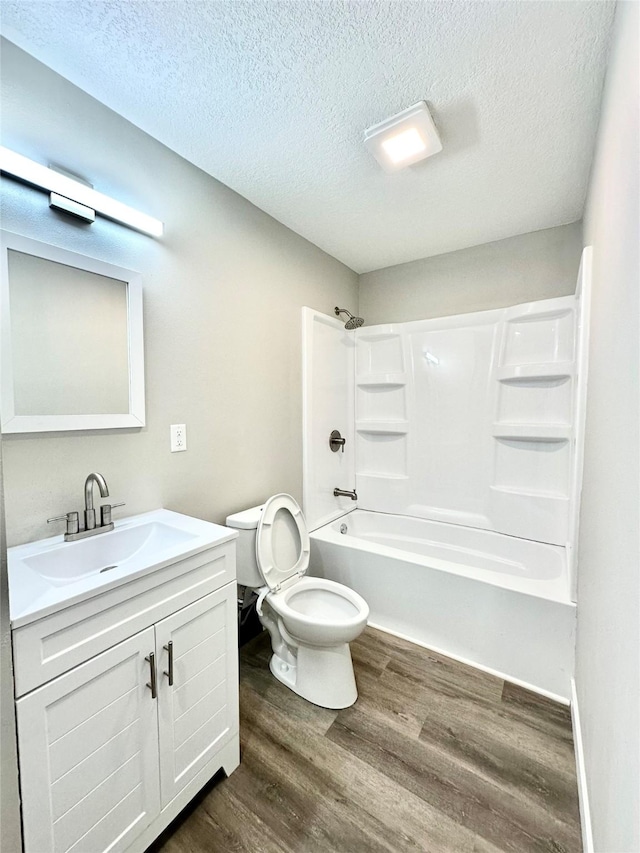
269 652 298 691
269 642 358 709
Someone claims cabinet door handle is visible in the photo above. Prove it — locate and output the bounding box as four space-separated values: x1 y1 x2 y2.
145 652 157 699
163 641 174 686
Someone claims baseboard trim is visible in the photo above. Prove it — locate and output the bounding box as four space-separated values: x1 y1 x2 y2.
570 678 594 853
367 620 570 705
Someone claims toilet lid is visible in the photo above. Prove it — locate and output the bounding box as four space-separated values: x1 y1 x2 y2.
256 494 310 591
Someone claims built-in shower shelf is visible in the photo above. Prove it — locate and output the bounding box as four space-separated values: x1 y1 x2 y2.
356 420 409 435
497 362 574 383
492 423 571 442
504 306 573 323
356 472 410 481
356 373 407 387
490 485 570 501
357 328 402 341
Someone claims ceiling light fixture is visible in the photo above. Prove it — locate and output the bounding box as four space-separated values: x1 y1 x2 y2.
0 147 164 237
364 101 442 173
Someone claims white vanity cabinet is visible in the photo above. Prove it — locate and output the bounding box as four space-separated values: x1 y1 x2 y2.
17 627 162 853
11 524 240 853
155 588 238 808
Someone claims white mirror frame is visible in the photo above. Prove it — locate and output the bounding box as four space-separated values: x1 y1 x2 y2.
0 231 145 433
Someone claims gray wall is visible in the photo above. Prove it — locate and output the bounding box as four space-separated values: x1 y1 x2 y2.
0 39 358 548
0 438 22 853
359 222 582 324
575 3 640 851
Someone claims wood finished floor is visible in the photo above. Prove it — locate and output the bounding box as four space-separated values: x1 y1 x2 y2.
157 627 581 853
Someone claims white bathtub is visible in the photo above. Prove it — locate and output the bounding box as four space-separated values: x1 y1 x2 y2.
309 510 576 701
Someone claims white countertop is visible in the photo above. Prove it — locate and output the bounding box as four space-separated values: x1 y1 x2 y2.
9 509 237 628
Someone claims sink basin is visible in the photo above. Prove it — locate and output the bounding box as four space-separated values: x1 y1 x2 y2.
23 522 196 585
8 509 237 627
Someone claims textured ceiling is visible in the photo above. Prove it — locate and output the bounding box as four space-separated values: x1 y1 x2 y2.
0 1 614 273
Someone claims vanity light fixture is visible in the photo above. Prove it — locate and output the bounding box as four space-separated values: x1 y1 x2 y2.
364 101 442 172
0 146 163 237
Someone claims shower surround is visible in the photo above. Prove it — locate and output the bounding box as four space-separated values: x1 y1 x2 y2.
303 250 591 701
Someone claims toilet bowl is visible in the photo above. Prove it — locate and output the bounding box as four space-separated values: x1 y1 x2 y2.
227 494 369 709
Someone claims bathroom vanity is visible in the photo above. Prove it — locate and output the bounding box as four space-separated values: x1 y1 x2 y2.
8 509 240 853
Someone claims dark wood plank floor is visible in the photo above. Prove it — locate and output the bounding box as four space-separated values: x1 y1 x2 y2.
158 627 581 853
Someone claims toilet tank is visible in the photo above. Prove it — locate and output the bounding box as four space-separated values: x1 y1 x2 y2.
226 505 265 587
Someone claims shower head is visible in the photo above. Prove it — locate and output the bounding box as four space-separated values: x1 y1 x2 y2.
334 307 364 330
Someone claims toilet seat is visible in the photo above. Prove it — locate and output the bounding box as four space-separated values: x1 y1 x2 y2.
256 493 310 591
268 576 368 628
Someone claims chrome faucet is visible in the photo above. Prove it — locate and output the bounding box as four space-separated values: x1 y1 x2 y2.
334 488 358 501
47 472 125 542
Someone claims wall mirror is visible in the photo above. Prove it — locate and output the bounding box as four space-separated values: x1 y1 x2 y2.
1 231 145 433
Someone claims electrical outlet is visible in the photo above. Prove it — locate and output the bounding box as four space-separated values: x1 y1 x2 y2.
170 424 187 452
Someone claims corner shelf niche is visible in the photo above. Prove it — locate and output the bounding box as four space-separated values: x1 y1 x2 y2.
500 306 574 368
489 485 570 545
491 298 576 546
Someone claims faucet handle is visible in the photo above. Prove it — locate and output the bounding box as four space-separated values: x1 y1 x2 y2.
47 512 80 536
100 502 125 527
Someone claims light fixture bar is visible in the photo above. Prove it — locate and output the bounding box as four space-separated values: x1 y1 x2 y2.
0 147 163 237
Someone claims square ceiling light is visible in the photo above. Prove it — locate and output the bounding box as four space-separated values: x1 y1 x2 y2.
364 101 442 173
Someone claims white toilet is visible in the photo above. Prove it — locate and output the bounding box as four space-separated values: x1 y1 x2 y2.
227 494 369 709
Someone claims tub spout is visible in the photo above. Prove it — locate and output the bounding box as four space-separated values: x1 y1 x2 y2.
334 488 357 501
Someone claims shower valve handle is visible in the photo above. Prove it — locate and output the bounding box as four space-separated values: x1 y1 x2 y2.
329 430 346 453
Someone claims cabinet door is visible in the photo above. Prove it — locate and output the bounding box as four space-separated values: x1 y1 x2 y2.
156 583 239 807
16 627 161 853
